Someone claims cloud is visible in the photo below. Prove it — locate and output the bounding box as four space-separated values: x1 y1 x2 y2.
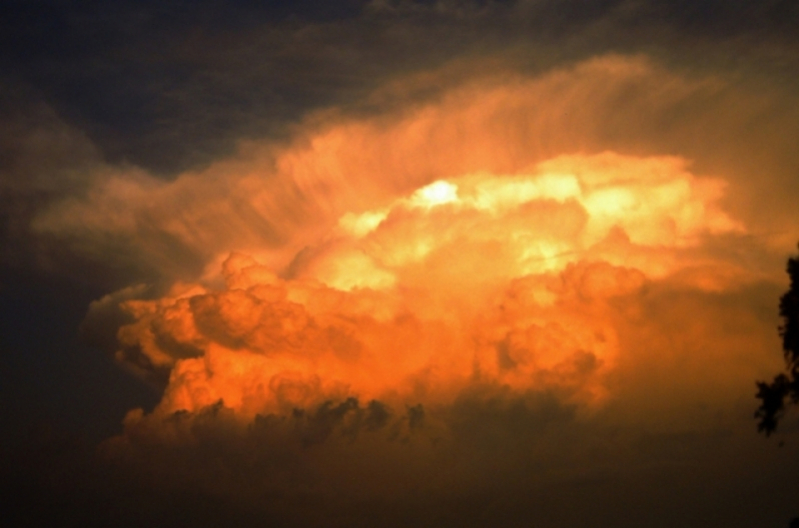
0 82 107 272
27 54 779 434
4 0 797 175
90 145 747 425
40 50 794 526
1 1 799 525
4 42 799 525
25 53 797 281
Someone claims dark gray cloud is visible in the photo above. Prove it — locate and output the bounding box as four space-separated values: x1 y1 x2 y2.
4 393 798 528
2 0 797 175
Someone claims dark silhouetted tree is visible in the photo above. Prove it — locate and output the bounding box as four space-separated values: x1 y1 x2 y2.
756 246 799 435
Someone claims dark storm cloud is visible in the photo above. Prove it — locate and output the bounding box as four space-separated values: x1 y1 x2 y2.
5 392 798 528
0 83 99 267
2 0 797 176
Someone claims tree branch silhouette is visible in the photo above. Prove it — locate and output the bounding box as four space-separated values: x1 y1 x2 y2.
756 246 799 435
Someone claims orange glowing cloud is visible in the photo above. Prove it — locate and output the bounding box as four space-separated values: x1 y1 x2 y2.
52 54 792 452
38 53 787 281
108 150 746 429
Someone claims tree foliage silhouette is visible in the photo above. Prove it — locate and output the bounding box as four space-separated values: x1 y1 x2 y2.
756 246 799 435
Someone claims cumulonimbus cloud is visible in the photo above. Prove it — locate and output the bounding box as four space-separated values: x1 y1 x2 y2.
37 51 795 527
61 54 787 432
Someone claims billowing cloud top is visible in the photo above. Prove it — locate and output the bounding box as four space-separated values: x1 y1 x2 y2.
100 148 742 422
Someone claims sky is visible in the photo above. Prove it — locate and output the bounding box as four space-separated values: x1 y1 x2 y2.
1 1 799 526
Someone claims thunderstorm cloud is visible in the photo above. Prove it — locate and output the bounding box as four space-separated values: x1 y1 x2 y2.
2 2 799 527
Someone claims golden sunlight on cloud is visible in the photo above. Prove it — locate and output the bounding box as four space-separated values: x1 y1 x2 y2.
63 56 798 523
7 4 799 523
55 54 791 458
38 53 777 281
112 151 746 430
